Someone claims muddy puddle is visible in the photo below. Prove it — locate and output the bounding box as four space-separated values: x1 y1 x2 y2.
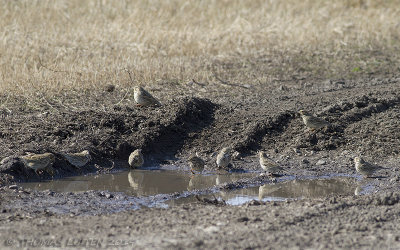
19 169 259 196
19 169 367 209
168 176 362 206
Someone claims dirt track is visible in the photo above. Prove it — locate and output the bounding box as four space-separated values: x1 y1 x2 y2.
1 75 400 249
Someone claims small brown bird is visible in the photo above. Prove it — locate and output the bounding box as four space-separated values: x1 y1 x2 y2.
259 151 281 174
299 110 331 130
128 149 144 168
62 150 91 168
21 152 55 175
133 86 161 107
188 154 205 174
354 156 386 178
216 147 232 170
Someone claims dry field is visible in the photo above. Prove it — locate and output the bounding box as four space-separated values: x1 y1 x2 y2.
1 0 400 104
2 2 400 249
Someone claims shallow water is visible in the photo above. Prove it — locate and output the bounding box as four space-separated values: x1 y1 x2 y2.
19 169 258 196
20 169 362 208
168 176 359 206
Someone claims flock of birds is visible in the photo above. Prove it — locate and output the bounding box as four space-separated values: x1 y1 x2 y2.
14 86 386 179
129 86 387 178
19 150 91 175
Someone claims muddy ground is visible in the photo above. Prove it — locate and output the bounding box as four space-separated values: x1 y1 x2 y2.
1 74 400 249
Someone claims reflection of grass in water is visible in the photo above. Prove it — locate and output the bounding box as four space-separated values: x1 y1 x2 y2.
1 0 400 104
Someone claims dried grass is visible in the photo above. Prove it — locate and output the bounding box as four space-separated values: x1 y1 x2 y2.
1 0 400 98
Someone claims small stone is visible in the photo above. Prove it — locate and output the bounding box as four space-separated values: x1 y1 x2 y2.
279 85 289 91
45 190 55 196
0 156 12 165
105 84 115 92
194 240 204 247
100 192 114 199
279 155 290 160
232 151 241 160
8 185 18 190
237 217 249 222
247 200 262 206
316 160 326 166
302 159 309 164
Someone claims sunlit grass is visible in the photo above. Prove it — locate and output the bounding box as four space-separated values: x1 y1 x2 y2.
1 0 399 100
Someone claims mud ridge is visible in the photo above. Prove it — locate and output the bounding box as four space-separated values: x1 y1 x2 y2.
138 97 217 161
288 94 400 152
0 97 217 182
233 110 297 154
321 95 400 126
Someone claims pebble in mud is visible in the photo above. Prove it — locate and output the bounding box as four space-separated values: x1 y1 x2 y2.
301 159 310 164
237 217 249 222
316 160 327 166
293 148 302 155
105 84 115 92
99 192 114 199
